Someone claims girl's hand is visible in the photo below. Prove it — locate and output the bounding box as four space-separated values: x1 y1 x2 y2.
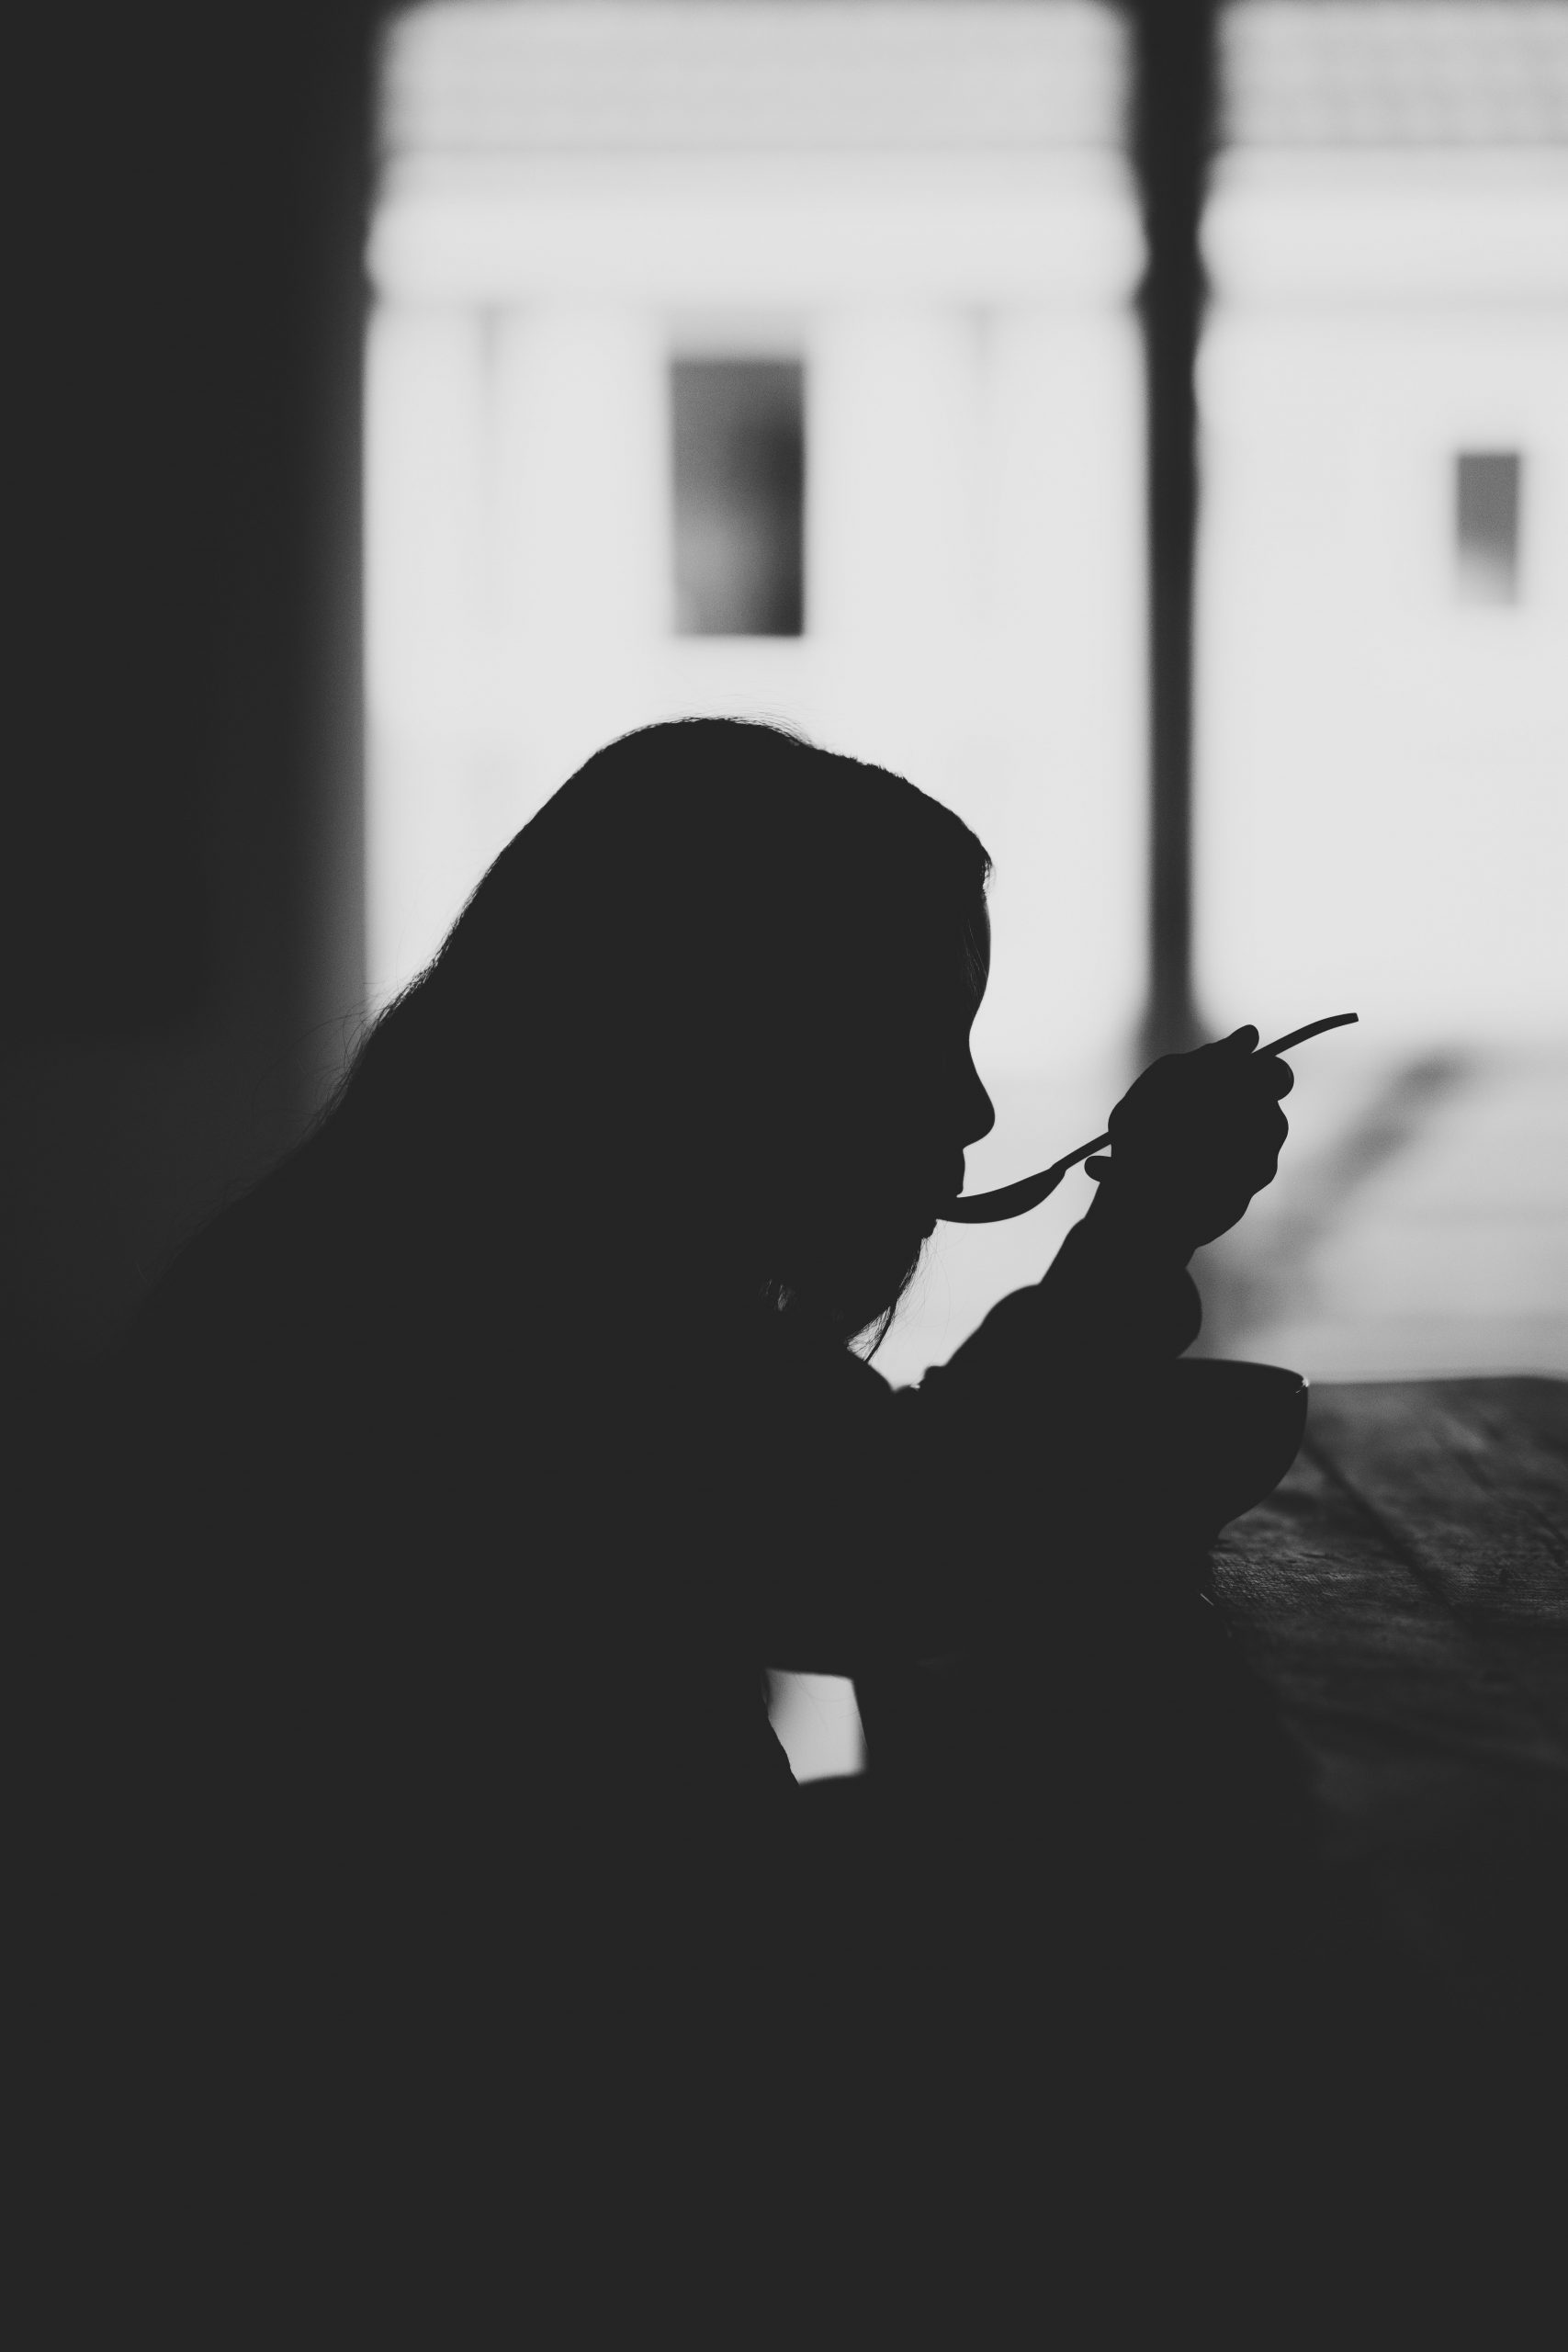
1085 1028 1292 1255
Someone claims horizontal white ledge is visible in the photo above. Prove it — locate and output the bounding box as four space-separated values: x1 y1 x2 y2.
1206 150 1568 304
370 153 1141 307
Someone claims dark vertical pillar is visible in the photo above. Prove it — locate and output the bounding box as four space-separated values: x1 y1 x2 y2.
1129 0 1216 1062
1 0 379 1364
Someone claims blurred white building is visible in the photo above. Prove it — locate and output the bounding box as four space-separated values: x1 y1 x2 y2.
1193 4 1568 1392
1200 2 1568 1051
367 0 1145 1085
368 1 1568 1069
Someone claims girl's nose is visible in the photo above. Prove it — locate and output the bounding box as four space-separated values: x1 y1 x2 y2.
962 1063 996 1148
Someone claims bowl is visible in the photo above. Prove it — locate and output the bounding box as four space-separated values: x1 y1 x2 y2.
1163 1358 1309 1543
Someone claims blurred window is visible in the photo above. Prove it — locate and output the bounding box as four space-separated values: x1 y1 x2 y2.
1455 451 1522 605
671 358 805 636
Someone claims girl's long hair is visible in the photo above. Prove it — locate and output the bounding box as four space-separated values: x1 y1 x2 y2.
215 718 991 1355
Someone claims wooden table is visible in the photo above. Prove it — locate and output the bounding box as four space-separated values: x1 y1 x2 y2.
842 1378 1568 2279
1209 1375 1568 2028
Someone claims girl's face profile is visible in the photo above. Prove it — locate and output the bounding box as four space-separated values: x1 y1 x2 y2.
880 897 996 1227
773 895 995 1334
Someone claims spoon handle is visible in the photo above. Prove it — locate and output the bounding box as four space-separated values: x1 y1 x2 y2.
1257 1012 1359 1057
940 1012 1359 1226
936 1137 1107 1226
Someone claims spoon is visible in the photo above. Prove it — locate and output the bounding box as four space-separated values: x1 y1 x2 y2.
939 1012 1359 1225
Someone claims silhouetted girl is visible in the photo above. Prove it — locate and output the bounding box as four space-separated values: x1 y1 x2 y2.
82 718 1295 2312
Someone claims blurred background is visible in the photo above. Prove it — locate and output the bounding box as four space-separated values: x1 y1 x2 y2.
7 3 1567 1778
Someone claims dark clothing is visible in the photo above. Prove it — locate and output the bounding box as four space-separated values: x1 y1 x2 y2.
28 1181 1313 2321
